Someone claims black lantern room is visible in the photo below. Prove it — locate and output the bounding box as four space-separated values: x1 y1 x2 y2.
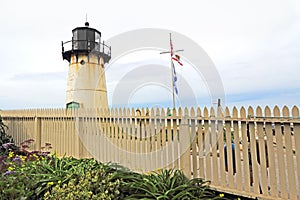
62 22 111 63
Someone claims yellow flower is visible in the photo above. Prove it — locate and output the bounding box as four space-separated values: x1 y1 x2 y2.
58 180 61 184
47 182 54 186
8 151 14 158
8 166 14 171
20 156 26 161
219 193 225 197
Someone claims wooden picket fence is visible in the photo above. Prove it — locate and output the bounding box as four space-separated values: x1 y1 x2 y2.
1 105 300 199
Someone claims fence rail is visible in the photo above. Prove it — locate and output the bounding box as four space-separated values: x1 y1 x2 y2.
1 105 299 200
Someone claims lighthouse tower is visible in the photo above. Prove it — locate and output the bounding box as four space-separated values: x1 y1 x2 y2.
62 22 111 108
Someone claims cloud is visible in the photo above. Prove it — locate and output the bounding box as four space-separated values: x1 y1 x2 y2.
10 72 67 82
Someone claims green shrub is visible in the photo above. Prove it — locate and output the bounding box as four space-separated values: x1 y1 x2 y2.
114 169 222 200
0 116 18 156
43 169 121 200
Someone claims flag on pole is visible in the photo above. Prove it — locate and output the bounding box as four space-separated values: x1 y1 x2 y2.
172 60 178 95
170 36 183 66
172 54 183 66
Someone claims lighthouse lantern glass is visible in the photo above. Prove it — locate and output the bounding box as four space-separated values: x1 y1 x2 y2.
95 32 100 43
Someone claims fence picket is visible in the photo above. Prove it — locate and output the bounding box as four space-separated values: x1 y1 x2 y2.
225 107 234 188
248 106 260 193
203 107 211 181
292 106 300 199
161 108 167 171
264 106 278 197
173 108 179 170
126 108 132 168
282 106 297 200
149 108 156 171
156 108 162 170
197 107 205 179
233 107 242 191
217 106 226 187
256 106 268 195
190 108 197 178
274 106 288 199
180 107 191 178
211 107 218 185
167 110 173 170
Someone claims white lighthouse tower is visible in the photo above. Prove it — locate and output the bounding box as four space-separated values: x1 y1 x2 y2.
62 22 111 108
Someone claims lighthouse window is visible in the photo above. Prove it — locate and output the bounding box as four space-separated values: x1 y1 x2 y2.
66 102 80 109
78 30 86 40
73 31 78 40
95 32 100 44
77 30 87 50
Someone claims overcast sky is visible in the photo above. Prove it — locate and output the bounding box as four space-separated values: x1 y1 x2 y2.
0 0 299 110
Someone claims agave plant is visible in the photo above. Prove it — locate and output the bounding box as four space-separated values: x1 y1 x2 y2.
111 168 222 200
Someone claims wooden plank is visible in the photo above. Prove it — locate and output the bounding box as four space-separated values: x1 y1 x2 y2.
180 107 191 178
149 108 156 171
105 109 111 163
292 106 300 199
264 106 278 197
203 108 211 180
126 108 132 168
204 107 212 181
156 108 163 170
118 108 124 167
190 108 197 178
197 107 205 179
211 110 218 186
225 107 234 188
217 106 226 187
232 107 242 191
248 106 260 194
161 108 167 170
256 106 268 195
141 115 147 172
282 106 297 200
144 114 151 172
97 109 101 161
173 108 179 170
132 110 139 171
204 108 215 180
117 108 123 165
167 113 173 170
274 106 288 199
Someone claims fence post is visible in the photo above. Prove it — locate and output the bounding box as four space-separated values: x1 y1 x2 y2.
34 116 41 150
179 108 191 178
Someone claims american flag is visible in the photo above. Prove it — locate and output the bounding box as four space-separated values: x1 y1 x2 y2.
172 54 183 66
170 36 183 66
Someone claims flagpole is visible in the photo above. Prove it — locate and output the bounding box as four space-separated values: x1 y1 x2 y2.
160 33 184 112
170 33 175 110
171 59 175 110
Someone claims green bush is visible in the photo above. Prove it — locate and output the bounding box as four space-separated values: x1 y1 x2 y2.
113 169 222 200
0 116 18 156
